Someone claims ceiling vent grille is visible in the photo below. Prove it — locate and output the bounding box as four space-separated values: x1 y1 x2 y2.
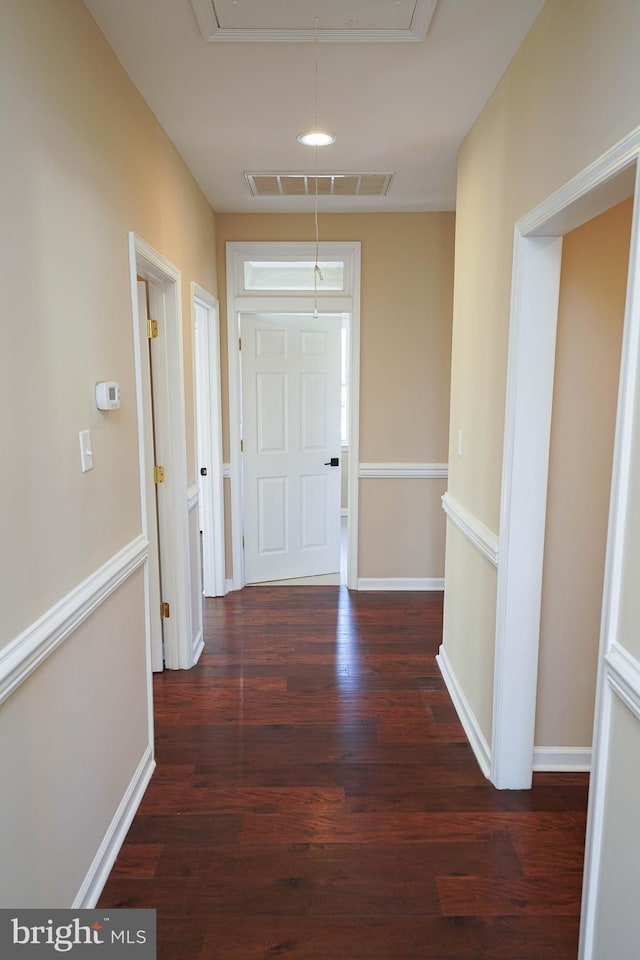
245 172 393 198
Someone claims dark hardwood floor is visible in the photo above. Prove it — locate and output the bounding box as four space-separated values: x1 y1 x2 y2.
99 587 589 959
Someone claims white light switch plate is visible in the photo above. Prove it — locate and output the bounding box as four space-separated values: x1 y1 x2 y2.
79 430 93 472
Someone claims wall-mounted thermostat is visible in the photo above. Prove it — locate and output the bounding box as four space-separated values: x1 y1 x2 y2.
95 381 120 410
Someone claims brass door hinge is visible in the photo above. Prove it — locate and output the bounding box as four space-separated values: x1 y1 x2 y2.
160 601 171 619
240 439 243 453
147 318 158 339
238 337 242 350
154 465 165 483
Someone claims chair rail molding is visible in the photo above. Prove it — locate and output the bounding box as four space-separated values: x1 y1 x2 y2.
0 535 148 706
359 462 448 479
441 492 499 567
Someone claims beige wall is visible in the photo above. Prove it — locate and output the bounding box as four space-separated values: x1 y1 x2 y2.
443 0 640 743
535 199 631 747
0 0 216 904
216 213 454 580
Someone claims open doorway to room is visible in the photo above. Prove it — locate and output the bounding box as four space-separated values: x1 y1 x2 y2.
192 285 225 599
225 242 361 592
129 233 196 672
239 310 345 587
533 198 632 772
491 160 638 792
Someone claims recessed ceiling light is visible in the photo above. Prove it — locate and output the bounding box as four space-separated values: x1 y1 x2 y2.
297 131 336 147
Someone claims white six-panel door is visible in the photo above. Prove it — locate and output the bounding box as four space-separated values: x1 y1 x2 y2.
241 313 342 583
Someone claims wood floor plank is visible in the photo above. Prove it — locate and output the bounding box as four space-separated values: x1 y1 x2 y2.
199 915 580 960
98 586 588 960
437 875 583 916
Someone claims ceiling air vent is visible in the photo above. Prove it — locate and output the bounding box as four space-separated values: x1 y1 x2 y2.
245 173 393 198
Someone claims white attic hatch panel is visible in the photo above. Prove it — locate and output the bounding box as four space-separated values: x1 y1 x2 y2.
189 0 438 42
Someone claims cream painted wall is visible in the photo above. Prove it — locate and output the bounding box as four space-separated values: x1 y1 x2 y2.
359 479 447 579
443 0 640 744
216 213 454 580
0 0 217 646
535 200 631 748
0 0 216 905
0 570 148 906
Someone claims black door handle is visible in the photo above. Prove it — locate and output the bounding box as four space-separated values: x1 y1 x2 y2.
200 467 208 476
324 457 340 467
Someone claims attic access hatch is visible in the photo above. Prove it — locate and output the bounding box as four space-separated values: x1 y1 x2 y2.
189 0 438 42
245 173 393 198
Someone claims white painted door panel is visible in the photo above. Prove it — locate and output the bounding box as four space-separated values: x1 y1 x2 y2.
242 314 341 583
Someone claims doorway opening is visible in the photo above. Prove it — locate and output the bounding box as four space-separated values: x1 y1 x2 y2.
225 242 361 591
240 311 347 587
533 199 632 772
492 161 637 790
129 233 196 671
192 284 225 598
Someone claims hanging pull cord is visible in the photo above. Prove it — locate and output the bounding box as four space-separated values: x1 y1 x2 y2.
313 16 323 318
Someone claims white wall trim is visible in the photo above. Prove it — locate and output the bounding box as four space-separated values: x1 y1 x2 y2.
0 535 148 707
357 577 444 591
187 484 200 511
359 462 448 479
73 746 155 908
533 747 592 772
605 642 640 723
436 644 491 779
191 630 204 666
492 234 564 790
441 492 499 567
519 127 640 237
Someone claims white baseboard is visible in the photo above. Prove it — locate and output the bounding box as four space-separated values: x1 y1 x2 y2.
533 746 592 772
357 577 444 591
224 578 234 594
73 746 156 908
436 644 491 779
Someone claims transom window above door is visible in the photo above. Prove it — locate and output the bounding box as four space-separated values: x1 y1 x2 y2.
243 260 345 292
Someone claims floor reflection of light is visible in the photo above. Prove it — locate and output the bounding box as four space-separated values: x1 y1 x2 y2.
336 584 357 686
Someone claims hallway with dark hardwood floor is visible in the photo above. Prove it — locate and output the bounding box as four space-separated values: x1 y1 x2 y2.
99 587 588 959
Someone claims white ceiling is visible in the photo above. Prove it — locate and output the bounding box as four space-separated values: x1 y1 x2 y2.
82 0 546 213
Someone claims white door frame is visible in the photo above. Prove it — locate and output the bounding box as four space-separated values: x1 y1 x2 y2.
225 241 361 590
129 233 194 670
493 136 639 789
192 284 225 597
